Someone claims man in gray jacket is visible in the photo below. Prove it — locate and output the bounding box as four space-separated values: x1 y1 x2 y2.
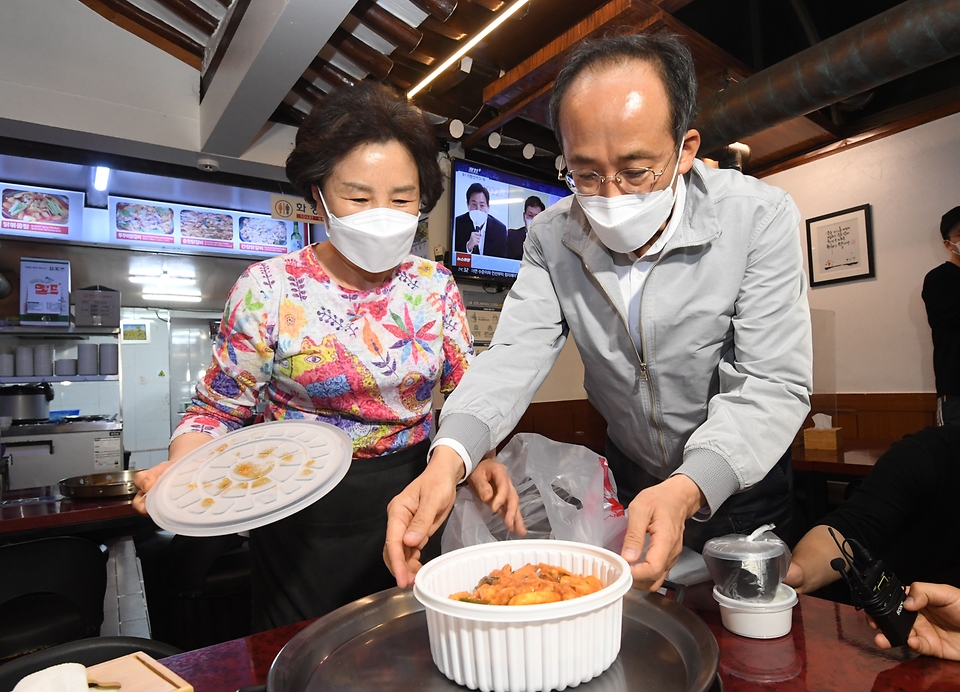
386 33 812 591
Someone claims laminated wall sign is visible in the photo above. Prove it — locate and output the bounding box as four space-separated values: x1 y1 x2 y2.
19 257 70 326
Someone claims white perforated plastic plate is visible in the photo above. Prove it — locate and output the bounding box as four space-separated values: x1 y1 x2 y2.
145 420 353 536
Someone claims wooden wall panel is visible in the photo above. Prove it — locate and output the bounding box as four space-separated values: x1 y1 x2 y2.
498 392 937 457
808 392 937 441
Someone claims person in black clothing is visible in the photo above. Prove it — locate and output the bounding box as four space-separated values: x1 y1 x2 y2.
453 183 508 257
785 425 960 596
922 206 960 425
505 195 545 260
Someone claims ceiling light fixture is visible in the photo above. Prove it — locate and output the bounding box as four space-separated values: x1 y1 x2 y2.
406 0 532 99
129 271 195 286
93 167 110 192
142 292 202 303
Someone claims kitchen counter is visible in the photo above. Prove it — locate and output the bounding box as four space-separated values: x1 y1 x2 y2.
0 485 152 539
159 582 960 692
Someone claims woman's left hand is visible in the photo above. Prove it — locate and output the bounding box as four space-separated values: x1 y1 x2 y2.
468 455 527 537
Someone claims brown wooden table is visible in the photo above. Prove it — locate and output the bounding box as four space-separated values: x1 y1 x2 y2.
158 582 960 692
0 485 153 542
792 438 892 528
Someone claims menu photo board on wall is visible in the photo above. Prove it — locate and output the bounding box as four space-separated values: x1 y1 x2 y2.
0 182 84 241
108 195 302 258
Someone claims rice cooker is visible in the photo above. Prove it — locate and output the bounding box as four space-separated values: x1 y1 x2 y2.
0 382 54 422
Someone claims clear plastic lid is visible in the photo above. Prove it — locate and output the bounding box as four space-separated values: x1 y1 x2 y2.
146 420 352 536
703 532 786 560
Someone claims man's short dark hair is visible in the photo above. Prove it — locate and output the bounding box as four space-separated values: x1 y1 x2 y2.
466 183 490 205
286 82 443 213
549 32 698 146
524 196 546 213
941 206 960 240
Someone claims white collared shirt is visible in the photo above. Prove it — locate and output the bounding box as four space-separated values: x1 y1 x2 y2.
613 175 687 354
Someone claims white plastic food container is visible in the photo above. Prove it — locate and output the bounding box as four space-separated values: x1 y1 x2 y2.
713 583 798 639
413 540 633 692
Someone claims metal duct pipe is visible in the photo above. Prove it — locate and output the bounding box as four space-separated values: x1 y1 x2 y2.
694 0 960 155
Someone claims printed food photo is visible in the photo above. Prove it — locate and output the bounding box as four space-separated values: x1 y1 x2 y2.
2 189 70 223
116 202 175 234
180 210 235 240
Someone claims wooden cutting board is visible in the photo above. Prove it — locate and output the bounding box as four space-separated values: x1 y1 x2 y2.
86 653 192 692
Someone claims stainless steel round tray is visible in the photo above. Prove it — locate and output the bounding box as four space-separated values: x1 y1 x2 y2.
268 587 719 692
59 470 138 498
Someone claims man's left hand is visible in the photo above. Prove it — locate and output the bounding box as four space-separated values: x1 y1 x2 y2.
620 475 705 591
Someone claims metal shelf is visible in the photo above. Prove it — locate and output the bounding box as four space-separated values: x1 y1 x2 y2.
0 376 119 384
0 325 120 338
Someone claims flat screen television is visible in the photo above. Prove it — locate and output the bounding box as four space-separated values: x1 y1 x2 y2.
449 159 571 284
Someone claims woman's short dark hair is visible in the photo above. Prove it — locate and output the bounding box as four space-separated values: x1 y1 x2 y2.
549 32 698 146
286 82 444 213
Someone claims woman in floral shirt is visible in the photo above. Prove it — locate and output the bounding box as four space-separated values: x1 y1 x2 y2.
135 83 522 630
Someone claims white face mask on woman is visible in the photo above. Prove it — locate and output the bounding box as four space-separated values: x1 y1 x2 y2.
576 142 684 254
318 189 420 273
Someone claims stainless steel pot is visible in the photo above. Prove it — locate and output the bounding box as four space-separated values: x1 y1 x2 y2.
0 382 54 421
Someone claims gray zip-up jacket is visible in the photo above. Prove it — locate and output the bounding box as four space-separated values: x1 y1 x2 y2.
435 160 812 516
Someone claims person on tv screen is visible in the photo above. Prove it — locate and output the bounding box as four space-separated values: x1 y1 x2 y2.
454 183 508 257
506 196 546 260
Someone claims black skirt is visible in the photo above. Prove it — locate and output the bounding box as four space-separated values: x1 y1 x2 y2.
249 438 433 631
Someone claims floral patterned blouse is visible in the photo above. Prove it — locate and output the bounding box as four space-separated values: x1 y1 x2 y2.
172 245 474 458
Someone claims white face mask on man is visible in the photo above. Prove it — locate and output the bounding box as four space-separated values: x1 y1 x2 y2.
576 142 684 254
317 188 420 274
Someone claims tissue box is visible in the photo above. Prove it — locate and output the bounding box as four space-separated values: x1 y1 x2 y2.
74 286 120 327
803 427 843 450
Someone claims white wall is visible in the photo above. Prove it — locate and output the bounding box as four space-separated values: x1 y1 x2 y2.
763 111 960 394
0 0 293 179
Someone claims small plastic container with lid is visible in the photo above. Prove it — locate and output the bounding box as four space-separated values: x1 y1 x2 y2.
702 524 791 602
703 524 796 638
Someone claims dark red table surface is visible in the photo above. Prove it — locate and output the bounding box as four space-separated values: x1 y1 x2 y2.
0 485 142 534
159 582 960 692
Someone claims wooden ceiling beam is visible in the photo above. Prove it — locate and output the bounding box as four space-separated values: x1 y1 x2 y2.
350 0 423 53
466 0 504 10
272 101 308 126
420 15 468 41
153 0 218 35
410 92 476 121
482 0 665 112
78 0 203 69
291 77 327 105
308 56 359 90
424 57 473 95
463 83 551 148
409 0 457 22
329 27 394 80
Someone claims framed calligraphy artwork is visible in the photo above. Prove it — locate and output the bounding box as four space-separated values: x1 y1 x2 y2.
805 204 874 287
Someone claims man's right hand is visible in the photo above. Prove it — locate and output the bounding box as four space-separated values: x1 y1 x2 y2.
466 231 482 253
874 582 960 660
384 446 464 588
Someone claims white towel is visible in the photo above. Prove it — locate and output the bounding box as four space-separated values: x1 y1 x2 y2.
12 663 87 692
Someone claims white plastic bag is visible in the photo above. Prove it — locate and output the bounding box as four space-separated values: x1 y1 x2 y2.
441 433 628 554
